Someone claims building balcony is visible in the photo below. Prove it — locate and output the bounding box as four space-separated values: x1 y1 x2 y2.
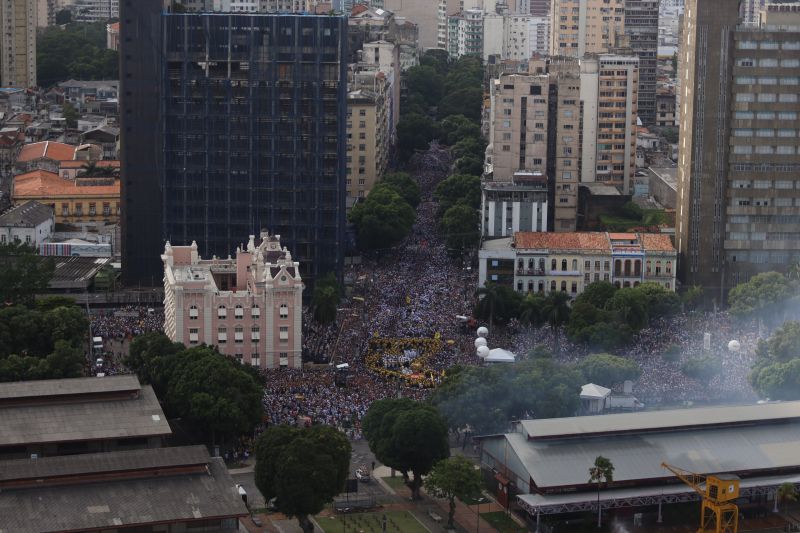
516 268 546 276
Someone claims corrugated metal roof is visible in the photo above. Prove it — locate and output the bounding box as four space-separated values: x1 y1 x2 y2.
0 375 140 401
520 401 800 439
500 418 800 489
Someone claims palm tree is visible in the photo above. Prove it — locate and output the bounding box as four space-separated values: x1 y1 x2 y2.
589 456 615 528
78 161 119 178
788 263 800 282
475 282 501 328
518 293 544 326
542 291 571 355
774 482 798 512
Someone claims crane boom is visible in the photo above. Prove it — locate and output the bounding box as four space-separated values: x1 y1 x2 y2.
660 462 707 497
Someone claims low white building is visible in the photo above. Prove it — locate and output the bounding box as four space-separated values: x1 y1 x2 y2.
0 201 54 247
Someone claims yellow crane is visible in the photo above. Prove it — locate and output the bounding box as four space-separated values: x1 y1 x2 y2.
661 462 740 533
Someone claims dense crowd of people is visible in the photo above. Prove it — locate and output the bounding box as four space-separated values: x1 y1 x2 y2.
84 145 774 438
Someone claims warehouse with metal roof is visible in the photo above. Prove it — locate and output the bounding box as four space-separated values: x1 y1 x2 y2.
478 402 800 526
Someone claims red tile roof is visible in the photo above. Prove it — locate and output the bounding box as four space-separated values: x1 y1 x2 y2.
514 232 610 251
13 170 120 199
640 233 676 253
17 141 77 163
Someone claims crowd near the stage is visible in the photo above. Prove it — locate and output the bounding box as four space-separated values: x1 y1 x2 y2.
87 146 771 438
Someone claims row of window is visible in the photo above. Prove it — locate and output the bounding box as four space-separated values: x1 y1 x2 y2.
734 111 797 120
735 57 800 67
514 279 671 293
732 145 799 155
731 179 797 189
733 128 798 137
737 40 800 50
735 92 798 102
187 304 290 319
514 258 673 275
61 202 117 217
187 325 290 344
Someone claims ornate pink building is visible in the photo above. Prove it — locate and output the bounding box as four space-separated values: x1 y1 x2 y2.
162 231 303 369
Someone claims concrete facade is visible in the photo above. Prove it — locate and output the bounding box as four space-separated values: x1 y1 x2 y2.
550 0 625 58
0 0 36 88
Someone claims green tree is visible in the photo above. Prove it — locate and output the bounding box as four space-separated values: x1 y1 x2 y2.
45 340 85 379
750 359 800 400
404 65 444 107
682 284 704 311
36 296 77 312
453 136 487 161
776 482 798 512
434 173 481 215
756 321 800 363
589 456 615 528
349 186 416 251
166 347 263 445
379 172 421 208
439 114 481 145
424 456 483 529
441 204 480 252
576 353 641 387
474 283 522 327
38 23 119 87
396 113 440 162
55 9 72 24
519 293 546 326
255 425 351 533
438 87 483 122
662 127 679 144
635 282 681 319
681 356 722 384
605 288 649 331
63 102 79 128
362 398 449 499
78 161 119 177
0 242 55 306
311 272 340 325
543 291 572 355
125 332 183 395
728 271 795 324
454 155 484 176
575 281 617 308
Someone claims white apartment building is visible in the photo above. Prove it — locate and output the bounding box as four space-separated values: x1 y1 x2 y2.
503 15 550 60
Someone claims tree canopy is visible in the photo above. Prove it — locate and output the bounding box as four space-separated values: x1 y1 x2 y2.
431 359 585 435
37 22 119 87
379 172 421 208
254 425 351 533
434 174 481 215
362 398 449 499
348 186 416 251
728 272 796 324
0 242 55 306
126 334 262 444
0 302 87 383
681 356 722 384
750 320 800 400
424 456 483 529
576 353 641 388
311 272 340 325
441 204 480 252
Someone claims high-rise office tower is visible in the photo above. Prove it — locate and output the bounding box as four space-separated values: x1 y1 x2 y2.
677 1 800 294
120 2 348 286
622 0 658 125
0 0 36 88
549 0 625 58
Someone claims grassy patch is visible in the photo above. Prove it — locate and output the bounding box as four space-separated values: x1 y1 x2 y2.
316 510 428 533
381 475 408 492
481 511 527 533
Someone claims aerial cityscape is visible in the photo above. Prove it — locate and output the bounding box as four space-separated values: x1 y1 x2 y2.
1 0 800 532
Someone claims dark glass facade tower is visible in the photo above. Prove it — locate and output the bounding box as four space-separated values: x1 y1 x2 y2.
121 4 348 287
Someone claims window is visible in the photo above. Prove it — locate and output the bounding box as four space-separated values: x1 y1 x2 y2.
778 129 796 138
189 305 198 319
550 280 556 292
759 77 777 85
102 202 110 216
502 145 511 152
784 41 800 50
61 203 69 216
760 58 778 67
560 281 567 292
780 112 798 120
189 328 199 344
250 305 260 318
735 76 756 84
756 145 775 154
88 203 96 216
761 41 779 49
74 203 83 216
571 282 577 294
735 93 754 102
235 305 244 318
218 305 227 318
733 129 753 137
734 111 753 119
733 145 752 154
777 145 795 155
781 59 800 67
782 77 800 85
780 93 798 103
758 93 776 103
756 129 774 137
251 355 260 367
218 327 227 344
572 259 578 270
561 259 567 271
551 259 556 271
251 326 260 341
279 304 289 319
585 260 591 269
234 326 244 343
595 261 600 270
279 326 289 342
